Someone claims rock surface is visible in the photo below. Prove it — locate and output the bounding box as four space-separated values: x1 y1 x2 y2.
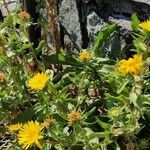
87 11 105 48
1 0 150 55
59 0 82 50
58 0 150 54
0 0 18 16
133 0 150 5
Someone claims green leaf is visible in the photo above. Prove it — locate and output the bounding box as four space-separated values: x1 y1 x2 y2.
35 40 45 55
53 67 81 83
0 15 13 29
82 107 96 119
129 92 140 109
131 13 140 31
0 127 6 134
96 117 110 130
42 54 83 67
93 23 117 57
117 79 130 94
56 102 68 117
87 132 110 141
11 107 35 124
105 93 125 103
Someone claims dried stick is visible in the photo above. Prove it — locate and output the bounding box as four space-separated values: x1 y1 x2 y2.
45 0 61 54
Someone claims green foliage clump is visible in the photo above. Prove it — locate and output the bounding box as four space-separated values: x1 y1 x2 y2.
0 6 150 150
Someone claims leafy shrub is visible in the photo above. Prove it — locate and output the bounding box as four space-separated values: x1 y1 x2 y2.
0 6 150 150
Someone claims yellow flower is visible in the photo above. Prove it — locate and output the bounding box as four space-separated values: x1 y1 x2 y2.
28 72 49 91
0 72 5 83
19 11 30 20
67 111 81 124
108 107 120 118
79 50 91 61
139 20 150 31
42 117 54 128
18 121 43 150
117 54 143 75
8 123 22 132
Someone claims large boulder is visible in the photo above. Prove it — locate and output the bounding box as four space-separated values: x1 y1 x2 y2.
59 0 150 55
59 0 82 50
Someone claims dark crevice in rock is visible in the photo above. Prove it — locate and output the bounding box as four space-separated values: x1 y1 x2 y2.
95 0 112 20
76 0 89 49
87 0 98 14
62 26 80 52
132 1 150 20
23 0 41 48
59 24 65 49
111 12 131 20
0 10 3 21
57 1 65 50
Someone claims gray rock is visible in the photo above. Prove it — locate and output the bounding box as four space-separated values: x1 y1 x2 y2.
95 0 134 16
64 34 75 53
59 0 82 50
108 17 131 31
87 11 105 48
133 0 150 5
0 0 18 16
95 0 150 18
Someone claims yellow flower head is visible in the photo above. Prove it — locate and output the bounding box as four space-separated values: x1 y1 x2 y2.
8 123 22 132
19 11 30 20
42 117 54 128
117 54 144 75
139 20 150 31
28 72 49 91
0 72 5 83
18 121 43 150
79 50 91 61
67 111 81 124
108 107 120 118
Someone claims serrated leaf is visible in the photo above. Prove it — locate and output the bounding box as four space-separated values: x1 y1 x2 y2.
35 40 45 55
105 93 125 103
117 79 130 94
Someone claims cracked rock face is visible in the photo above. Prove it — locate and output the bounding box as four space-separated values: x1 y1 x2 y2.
1 0 150 54
59 0 82 50
0 0 18 16
87 11 105 47
59 0 150 53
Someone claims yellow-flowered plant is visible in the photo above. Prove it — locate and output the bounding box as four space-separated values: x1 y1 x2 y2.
42 117 54 128
1 8 150 150
19 11 30 20
79 50 91 61
8 123 22 132
28 72 49 91
17 121 43 150
117 54 144 75
139 20 150 31
67 111 81 124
